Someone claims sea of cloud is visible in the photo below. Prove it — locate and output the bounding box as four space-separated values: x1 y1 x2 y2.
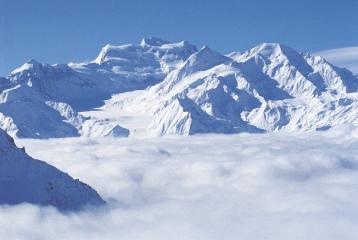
315 46 358 74
1 125 358 239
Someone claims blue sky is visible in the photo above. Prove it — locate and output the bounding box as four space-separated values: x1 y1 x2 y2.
0 0 357 76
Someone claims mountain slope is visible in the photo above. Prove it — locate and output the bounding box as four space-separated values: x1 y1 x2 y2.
0 129 104 210
0 85 83 138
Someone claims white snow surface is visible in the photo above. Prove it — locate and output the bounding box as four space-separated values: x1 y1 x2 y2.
2 125 356 239
0 37 197 138
1 38 358 138
114 43 358 136
0 129 104 210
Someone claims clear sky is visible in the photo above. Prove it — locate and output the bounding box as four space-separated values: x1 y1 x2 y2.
0 0 357 76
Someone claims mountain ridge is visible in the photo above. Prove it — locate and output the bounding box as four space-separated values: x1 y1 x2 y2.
0 37 357 138
0 129 105 210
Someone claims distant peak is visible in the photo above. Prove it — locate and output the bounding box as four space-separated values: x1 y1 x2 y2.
183 46 230 72
236 42 303 64
195 46 218 56
189 46 228 63
11 59 43 75
140 37 171 47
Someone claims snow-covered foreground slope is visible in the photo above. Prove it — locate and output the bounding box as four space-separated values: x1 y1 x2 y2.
4 126 358 239
0 129 104 210
1 38 358 138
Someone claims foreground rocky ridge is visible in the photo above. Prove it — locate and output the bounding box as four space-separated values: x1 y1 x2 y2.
0 38 357 137
0 129 104 210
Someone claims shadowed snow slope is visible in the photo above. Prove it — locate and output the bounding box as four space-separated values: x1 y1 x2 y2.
0 129 104 210
1 39 358 137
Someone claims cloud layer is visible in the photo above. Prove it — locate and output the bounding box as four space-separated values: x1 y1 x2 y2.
2 125 358 239
315 46 358 73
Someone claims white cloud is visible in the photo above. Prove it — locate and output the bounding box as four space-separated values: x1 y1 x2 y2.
1 125 358 239
315 46 358 73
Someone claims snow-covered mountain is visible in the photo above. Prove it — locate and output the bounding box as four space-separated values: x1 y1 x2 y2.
0 37 197 138
133 43 358 135
1 38 357 137
9 37 197 110
0 129 104 210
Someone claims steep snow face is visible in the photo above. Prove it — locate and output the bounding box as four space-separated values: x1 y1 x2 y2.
235 43 358 96
0 85 82 138
143 43 358 135
145 47 264 135
0 129 104 210
9 61 116 110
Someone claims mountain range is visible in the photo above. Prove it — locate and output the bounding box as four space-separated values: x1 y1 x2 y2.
1 37 357 138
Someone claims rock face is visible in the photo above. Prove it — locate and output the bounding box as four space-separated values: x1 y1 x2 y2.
0 129 105 210
1 38 358 137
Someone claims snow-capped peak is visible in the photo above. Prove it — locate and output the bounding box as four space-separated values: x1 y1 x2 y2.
183 46 230 72
11 59 42 75
235 43 302 63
